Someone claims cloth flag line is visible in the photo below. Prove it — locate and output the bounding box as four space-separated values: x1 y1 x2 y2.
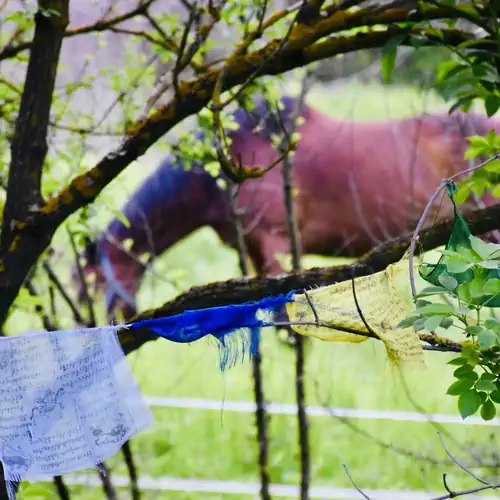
1 260 426 495
0 327 152 499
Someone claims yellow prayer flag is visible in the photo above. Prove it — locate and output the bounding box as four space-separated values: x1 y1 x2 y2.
286 260 425 369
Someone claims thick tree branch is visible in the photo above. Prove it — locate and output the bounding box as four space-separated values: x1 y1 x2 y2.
0 5 479 327
2 0 69 240
118 200 500 355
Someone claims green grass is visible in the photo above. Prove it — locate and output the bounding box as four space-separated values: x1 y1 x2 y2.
14 83 500 499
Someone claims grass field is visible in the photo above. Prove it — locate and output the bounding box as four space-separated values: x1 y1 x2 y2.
13 82 500 499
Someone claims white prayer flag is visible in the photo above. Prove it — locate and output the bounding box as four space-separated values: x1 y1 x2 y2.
0 327 152 493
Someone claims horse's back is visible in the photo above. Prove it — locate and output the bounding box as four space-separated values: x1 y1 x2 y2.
232 108 480 256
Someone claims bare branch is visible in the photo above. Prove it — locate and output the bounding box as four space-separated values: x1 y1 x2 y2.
121 442 140 500
343 464 372 500
53 476 70 500
437 433 491 486
43 260 86 327
0 0 159 62
67 227 96 327
228 180 271 500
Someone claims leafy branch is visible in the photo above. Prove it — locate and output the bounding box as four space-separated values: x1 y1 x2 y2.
0 2 481 327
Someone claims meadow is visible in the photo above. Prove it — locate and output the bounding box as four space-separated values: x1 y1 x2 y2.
14 82 500 499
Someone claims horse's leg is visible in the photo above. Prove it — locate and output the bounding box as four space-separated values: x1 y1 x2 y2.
245 231 300 347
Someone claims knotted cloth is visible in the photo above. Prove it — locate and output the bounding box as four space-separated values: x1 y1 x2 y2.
0 327 152 498
131 292 296 371
286 261 425 369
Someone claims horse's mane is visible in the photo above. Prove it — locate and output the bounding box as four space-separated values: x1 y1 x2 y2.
83 94 303 260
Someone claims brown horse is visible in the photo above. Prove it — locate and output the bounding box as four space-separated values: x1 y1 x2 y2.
72 95 500 320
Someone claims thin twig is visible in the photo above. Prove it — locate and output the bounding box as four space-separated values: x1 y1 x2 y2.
228 179 271 500
43 261 86 327
121 441 140 500
438 433 491 486
343 464 372 500
97 463 117 500
220 1 306 109
312 379 450 466
25 280 56 332
350 267 379 338
442 473 454 496
303 290 319 324
429 482 500 500
279 69 312 500
67 227 96 328
172 3 198 98
53 476 70 500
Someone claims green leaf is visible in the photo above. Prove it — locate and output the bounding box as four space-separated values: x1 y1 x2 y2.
412 317 427 331
446 260 472 274
484 318 500 332
396 316 419 328
458 390 482 418
447 378 475 396
424 315 447 332
492 184 500 198
470 235 497 260
483 279 500 294
479 372 497 382
490 390 500 404
485 94 500 117
466 325 484 335
437 60 467 81
480 399 497 421
454 182 472 203
415 299 432 308
414 285 449 297
441 317 454 329
457 283 472 303
466 349 481 367
478 260 500 270
454 365 478 380
475 378 497 392
417 304 455 315
478 330 499 349
438 274 458 290
478 391 488 403
381 34 406 83
447 357 467 366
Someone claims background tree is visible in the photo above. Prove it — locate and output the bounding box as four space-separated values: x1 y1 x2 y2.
2 1 500 499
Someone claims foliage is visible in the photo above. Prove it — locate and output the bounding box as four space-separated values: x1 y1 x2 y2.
401 230 500 421
4 4 500 496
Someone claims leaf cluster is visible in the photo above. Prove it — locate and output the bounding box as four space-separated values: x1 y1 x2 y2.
401 235 500 421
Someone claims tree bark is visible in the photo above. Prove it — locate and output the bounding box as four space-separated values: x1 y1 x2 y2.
119 200 500 355
0 0 69 329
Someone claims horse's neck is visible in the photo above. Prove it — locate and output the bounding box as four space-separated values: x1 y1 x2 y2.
105 166 229 262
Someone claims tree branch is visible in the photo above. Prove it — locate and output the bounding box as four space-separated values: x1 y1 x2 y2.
0 0 158 62
118 200 500 355
0 5 479 327
2 0 69 240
